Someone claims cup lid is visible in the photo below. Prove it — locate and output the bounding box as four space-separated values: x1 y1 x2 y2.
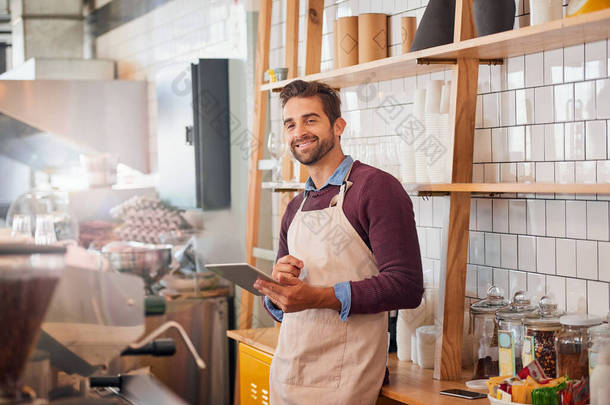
559 313 604 327
470 285 510 314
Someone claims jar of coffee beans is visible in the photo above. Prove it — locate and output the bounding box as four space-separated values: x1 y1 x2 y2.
522 296 564 378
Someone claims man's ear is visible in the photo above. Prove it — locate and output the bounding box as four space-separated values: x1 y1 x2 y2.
333 117 347 137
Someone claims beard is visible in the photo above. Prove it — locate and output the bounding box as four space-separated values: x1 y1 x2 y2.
290 130 336 165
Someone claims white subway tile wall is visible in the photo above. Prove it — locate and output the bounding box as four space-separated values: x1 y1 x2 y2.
494 268 510 297
509 270 528 297
585 40 607 81
567 278 587 313
546 275 566 310
556 238 576 277
250 0 610 314
478 266 493 298
518 235 537 272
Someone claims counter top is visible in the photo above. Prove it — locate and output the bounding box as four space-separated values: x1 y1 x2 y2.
227 327 279 354
227 328 486 405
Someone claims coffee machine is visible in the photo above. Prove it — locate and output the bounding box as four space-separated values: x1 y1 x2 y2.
0 244 198 404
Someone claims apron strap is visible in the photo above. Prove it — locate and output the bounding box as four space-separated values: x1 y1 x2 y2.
300 161 355 211
335 162 354 208
297 191 308 212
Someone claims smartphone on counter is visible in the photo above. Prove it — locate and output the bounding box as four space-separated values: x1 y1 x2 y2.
439 389 487 400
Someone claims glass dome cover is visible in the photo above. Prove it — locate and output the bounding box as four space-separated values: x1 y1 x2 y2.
5 189 79 242
470 285 510 314
523 296 565 327
495 290 537 321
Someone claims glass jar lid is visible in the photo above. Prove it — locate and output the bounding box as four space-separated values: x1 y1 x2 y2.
523 296 564 327
495 290 537 321
559 314 603 327
470 285 509 315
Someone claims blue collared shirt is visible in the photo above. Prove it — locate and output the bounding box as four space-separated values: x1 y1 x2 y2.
264 155 353 322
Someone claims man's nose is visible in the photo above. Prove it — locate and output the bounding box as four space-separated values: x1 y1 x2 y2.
289 124 307 142
296 122 310 138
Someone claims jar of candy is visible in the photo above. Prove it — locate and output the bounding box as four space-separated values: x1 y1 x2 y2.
470 286 509 379
495 291 537 375
556 314 603 380
522 296 564 378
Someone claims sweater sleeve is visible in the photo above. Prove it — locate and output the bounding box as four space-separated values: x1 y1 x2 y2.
349 173 424 315
265 194 303 323
276 193 302 262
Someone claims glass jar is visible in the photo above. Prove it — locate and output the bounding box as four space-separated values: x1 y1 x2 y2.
588 320 610 376
522 296 564 378
495 291 537 375
470 286 509 379
556 314 603 380
6 189 79 242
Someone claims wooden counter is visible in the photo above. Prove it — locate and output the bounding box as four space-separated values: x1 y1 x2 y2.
227 328 487 405
227 327 279 354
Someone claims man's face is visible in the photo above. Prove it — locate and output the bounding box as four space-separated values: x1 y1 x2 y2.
283 96 337 165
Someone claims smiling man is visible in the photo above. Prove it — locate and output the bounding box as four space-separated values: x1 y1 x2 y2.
253 80 423 405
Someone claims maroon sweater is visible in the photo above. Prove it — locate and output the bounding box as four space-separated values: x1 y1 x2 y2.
277 160 424 315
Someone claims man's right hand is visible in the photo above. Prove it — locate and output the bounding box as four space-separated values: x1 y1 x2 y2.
272 255 304 284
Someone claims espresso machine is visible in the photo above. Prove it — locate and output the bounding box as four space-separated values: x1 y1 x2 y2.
0 244 202 405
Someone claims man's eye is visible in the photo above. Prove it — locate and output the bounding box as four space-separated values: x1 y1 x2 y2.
286 124 295 130
307 119 315 124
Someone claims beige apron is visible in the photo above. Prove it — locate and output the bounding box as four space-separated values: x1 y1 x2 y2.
270 164 388 405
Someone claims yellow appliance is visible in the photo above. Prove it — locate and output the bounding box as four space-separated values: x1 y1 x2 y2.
567 0 610 16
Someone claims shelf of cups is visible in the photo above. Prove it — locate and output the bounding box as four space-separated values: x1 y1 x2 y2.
259 8 610 92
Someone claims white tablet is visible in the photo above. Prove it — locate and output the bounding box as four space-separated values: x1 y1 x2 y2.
204 263 277 296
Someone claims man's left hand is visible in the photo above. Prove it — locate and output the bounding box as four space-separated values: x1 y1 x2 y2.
254 275 341 313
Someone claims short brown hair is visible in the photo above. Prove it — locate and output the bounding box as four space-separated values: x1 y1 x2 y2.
279 80 341 125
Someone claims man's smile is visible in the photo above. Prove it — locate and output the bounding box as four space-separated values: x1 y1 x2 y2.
293 138 317 151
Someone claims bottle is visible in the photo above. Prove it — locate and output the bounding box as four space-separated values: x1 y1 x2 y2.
590 348 610 405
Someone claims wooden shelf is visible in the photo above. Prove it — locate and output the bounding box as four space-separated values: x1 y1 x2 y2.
413 182 610 194
260 8 610 91
227 328 484 405
263 181 610 194
261 181 306 191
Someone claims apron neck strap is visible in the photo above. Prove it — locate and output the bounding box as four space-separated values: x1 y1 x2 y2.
298 161 355 211
297 192 308 211
335 162 354 208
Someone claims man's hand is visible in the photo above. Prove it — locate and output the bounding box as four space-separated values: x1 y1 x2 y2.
254 274 341 313
272 255 303 282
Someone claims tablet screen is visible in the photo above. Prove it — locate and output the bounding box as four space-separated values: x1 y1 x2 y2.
205 263 277 296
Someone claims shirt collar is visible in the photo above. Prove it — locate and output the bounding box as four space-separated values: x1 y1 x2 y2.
304 155 353 194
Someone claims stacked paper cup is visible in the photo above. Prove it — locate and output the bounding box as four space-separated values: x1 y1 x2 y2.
399 89 427 183
440 82 453 182
396 287 438 362
423 80 445 183
416 325 439 369
412 88 428 183
396 295 427 361
398 108 417 184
